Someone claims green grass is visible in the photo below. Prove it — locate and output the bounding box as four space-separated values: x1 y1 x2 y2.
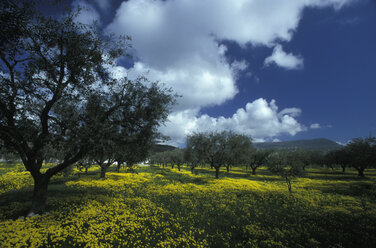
0 163 375 247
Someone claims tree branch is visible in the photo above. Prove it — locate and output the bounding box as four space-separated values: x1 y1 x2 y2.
46 148 86 178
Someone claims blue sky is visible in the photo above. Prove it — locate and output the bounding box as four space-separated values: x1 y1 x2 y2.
62 0 376 146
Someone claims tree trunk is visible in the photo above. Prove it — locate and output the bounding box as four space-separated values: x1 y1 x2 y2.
285 176 292 193
226 165 229 173
178 165 181 171
357 168 365 177
191 166 194 174
85 167 88 174
30 174 50 215
116 163 121 172
100 167 107 179
171 164 174 169
215 166 220 179
252 167 256 175
341 165 346 173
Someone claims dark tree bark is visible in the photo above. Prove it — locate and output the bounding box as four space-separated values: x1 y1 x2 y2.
30 173 50 215
357 168 365 177
126 161 135 173
96 160 113 179
100 167 107 179
251 167 257 175
226 165 230 173
23 150 84 214
285 176 292 193
116 163 121 172
215 166 220 179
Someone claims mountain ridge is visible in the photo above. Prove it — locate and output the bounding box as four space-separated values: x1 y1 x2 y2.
153 138 343 153
253 138 342 152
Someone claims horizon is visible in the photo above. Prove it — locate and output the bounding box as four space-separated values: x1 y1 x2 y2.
156 137 345 149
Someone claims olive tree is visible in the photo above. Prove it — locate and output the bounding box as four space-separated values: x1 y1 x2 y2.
223 134 253 173
344 137 376 177
0 2 174 214
187 131 231 179
268 151 304 193
76 159 92 175
86 78 173 178
324 148 349 173
169 149 185 171
184 139 204 174
247 149 272 175
150 151 170 168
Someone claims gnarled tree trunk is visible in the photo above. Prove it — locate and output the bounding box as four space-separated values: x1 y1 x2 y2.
30 173 50 215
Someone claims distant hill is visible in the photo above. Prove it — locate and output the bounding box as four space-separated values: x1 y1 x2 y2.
253 138 342 152
151 144 177 153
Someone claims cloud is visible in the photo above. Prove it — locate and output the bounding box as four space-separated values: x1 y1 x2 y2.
310 123 321 129
105 0 354 145
126 61 238 111
72 0 101 25
278 107 302 118
264 45 304 70
336 140 349 146
231 60 249 76
159 98 306 146
107 0 350 107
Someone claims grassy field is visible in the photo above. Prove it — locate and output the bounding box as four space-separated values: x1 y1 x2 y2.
0 163 375 248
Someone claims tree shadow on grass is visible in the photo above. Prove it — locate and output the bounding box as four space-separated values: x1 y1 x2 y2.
151 167 211 185
307 169 376 180
151 166 284 185
308 180 376 200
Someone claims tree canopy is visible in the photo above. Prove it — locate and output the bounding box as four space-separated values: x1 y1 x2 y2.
0 1 175 214
187 131 253 178
343 137 376 177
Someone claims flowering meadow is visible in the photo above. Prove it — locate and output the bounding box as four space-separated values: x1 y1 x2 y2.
0 163 375 248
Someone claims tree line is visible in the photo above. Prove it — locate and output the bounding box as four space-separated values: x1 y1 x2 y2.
151 132 376 190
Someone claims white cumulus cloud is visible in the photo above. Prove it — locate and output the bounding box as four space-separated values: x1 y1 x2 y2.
159 98 306 146
264 45 304 70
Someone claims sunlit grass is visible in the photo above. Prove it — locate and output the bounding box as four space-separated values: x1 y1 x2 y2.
1 164 375 247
